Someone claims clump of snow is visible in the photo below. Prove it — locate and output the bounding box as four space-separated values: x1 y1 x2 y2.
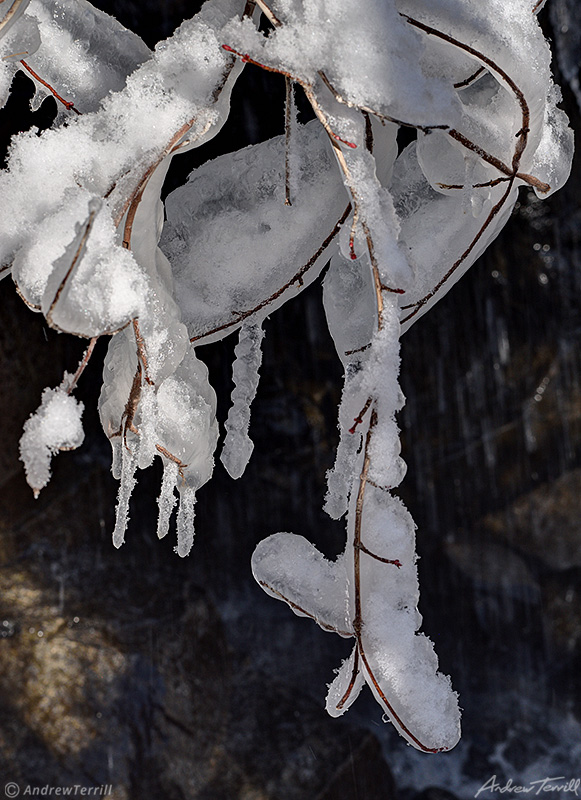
19 386 84 497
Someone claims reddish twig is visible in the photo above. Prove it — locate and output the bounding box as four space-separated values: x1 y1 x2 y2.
20 60 81 115
155 444 188 484
349 397 372 434
132 318 153 385
355 542 402 568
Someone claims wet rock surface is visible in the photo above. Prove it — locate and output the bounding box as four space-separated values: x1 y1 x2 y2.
0 3 580 799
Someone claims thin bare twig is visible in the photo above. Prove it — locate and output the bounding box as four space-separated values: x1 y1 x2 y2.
317 70 449 135
349 397 372 434
254 0 282 27
437 176 511 190
363 110 373 154
65 337 98 394
454 66 485 89
355 542 402 567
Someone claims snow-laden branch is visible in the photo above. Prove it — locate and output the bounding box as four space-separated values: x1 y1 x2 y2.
0 0 573 751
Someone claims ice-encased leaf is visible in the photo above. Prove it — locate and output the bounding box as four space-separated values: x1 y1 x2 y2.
325 645 365 718
323 251 376 363
252 533 353 637
161 119 348 345
392 141 519 331
39 198 149 338
26 0 151 114
356 489 460 752
0 0 30 41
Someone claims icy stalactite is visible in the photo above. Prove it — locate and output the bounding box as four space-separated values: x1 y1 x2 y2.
221 322 265 479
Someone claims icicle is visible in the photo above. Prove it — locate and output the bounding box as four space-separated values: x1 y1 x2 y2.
221 322 265 479
157 460 179 539
112 446 138 549
175 485 196 557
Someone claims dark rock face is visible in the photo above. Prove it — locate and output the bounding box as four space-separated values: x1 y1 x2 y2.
0 3 580 799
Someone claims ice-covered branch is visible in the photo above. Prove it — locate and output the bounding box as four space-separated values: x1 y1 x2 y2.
0 0 573 751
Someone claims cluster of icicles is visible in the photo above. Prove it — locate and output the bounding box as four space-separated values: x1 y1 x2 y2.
0 0 573 752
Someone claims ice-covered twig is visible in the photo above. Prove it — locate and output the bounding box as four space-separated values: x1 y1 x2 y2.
64 337 98 395
19 58 80 114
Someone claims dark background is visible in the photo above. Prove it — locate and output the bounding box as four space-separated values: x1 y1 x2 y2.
0 1 580 798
